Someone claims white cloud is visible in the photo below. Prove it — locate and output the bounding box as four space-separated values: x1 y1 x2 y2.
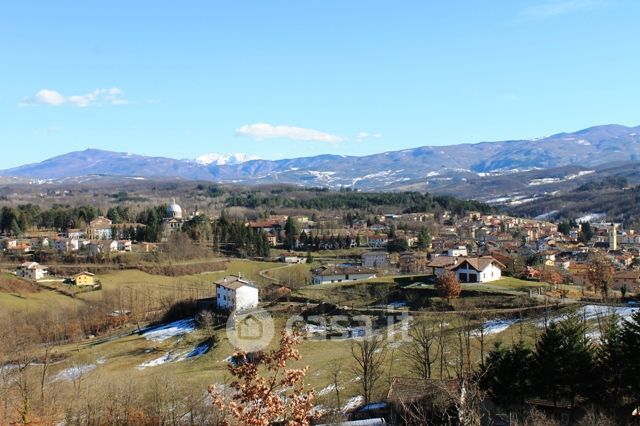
521 0 601 19
21 87 128 107
31 89 65 106
236 123 346 144
357 132 382 142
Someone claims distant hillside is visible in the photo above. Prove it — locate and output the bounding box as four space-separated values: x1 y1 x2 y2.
508 181 640 227
2 124 640 191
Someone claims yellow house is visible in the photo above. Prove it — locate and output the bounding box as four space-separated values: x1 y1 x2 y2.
73 272 96 286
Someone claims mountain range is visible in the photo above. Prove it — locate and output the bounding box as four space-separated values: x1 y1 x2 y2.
3 124 640 202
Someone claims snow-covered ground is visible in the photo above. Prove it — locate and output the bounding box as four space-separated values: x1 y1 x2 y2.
137 341 211 370
475 318 520 336
140 318 196 342
50 364 96 383
342 395 364 412
317 384 344 397
576 213 606 223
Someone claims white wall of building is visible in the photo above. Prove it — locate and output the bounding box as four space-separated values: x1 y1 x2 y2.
455 264 501 283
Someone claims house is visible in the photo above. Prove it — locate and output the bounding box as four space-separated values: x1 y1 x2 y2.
215 275 260 311
450 256 504 283
312 266 377 284
613 270 640 292
361 251 390 269
16 262 48 280
66 228 84 240
54 238 80 252
7 242 32 254
368 234 389 248
87 240 118 255
73 272 96 287
427 256 460 276
447 246 468 257
279 252 305 264
266 232 278 247
87 216 113 240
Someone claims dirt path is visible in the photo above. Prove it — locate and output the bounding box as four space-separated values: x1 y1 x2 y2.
258 264 293 284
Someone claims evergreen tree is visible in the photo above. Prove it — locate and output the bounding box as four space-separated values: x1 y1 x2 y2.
480 341 534 408
533 314 594 406
417 227 432 250
284 217 299 249
621 310 640 401
579 222 593 244
596 315 626 406
10 218 22 236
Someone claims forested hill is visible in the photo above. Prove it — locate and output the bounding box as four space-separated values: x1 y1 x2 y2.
509 178 640 227
223 189 493 215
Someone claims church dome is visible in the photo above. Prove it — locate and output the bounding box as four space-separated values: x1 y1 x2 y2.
167 200 183 219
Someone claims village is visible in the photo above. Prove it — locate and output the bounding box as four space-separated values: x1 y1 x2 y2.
1 194 639 424
4 200 638 300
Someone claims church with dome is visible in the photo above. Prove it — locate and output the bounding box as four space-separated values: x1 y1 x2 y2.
162 199 186 240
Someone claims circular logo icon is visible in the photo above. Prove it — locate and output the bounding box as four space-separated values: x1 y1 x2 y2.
226 308 275 353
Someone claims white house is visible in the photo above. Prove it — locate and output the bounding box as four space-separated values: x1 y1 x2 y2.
54 238 80 252
87 216 113 240
447 246 468 257
215 275 260 312
280 252 305 264
16 262 48 280
312 266 377 285
87 240 118 255
361 251 390 269
450 256 504 283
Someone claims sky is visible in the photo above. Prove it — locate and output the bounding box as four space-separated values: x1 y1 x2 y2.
1 0 640 169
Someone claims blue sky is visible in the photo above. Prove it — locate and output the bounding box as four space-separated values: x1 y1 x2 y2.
1 0 639 169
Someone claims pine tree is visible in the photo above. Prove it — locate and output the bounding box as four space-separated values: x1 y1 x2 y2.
10 218 22 236
533 314 594 407
480 341 533 408
284 217 300 249
621 309 640 401
596 315 626 406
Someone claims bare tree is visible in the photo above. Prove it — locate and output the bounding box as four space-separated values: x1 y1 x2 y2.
329 360 344 411
402 318 438 379
351 335 387 405
587 252 613 300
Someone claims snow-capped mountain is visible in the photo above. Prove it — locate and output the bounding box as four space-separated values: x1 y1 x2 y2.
3 124 640 196
194 153 260 166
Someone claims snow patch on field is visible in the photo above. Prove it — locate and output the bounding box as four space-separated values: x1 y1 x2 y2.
138 341 211 369
566 170 595 180
51 365 96 383
343 395 364 412
140 319 196 342
474 318 520 336
318 384 344 397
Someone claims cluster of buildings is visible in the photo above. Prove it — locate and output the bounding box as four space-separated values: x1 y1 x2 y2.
0 200 199 258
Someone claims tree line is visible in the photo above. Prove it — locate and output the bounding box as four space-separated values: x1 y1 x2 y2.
224 190 493 215
481 310 640 419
